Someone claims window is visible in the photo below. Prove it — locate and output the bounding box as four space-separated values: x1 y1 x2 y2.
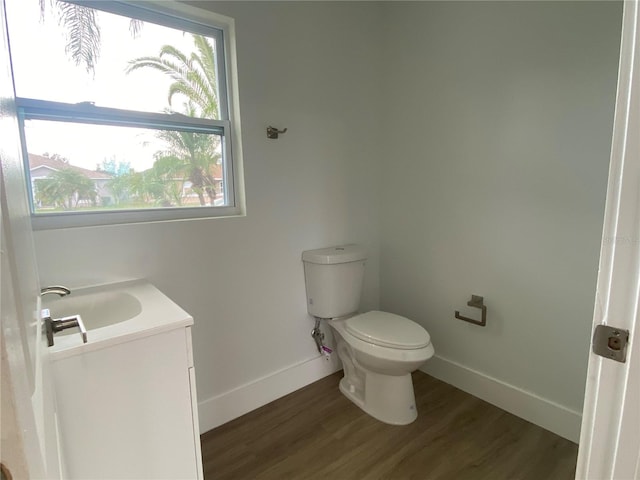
5 0 242 228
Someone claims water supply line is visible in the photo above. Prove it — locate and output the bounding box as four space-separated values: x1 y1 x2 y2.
311 317 332 360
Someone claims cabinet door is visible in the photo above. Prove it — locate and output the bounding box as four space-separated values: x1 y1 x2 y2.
189 366 204 479
53 328 198 479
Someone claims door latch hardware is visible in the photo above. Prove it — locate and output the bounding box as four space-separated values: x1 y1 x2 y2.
592 324 629 363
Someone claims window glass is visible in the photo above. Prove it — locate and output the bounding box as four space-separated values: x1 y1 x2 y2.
24 119 225 212
6 0 222 119
4 0 238 227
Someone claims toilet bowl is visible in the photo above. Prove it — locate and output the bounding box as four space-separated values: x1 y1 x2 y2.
302 245 435 425
329 311 434 425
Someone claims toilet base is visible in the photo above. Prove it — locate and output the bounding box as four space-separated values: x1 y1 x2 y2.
339 371 418 425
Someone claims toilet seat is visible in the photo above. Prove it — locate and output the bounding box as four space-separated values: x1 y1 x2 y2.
346 311 431 350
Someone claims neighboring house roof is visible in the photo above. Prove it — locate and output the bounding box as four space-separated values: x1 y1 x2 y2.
28 153 113 180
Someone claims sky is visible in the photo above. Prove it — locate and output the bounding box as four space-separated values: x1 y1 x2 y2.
5 0 210 172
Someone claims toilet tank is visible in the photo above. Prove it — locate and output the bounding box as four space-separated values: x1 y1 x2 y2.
302 245 367 319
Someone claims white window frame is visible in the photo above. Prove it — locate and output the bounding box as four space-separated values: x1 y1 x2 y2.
13 0 245 229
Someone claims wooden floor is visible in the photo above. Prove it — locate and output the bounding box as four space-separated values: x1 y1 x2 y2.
201 371 578 480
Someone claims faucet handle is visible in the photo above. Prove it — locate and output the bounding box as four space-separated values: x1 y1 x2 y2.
42 309 55 347
52 315 88 344
41 286 71 297
42 311 88 347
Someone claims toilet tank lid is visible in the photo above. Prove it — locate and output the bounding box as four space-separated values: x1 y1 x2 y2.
302 245 367 265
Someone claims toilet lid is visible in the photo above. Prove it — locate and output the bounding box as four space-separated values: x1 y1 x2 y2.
345 311 431 350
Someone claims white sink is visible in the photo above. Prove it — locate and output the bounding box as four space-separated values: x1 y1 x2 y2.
44 280 193 358
44 290 142 333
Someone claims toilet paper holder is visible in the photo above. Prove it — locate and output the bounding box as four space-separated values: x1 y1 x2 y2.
455 295 487 327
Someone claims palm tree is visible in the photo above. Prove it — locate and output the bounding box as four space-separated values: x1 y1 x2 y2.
150 154 188 206
155 119 220 206
126 35 219 119
36 168 96 209
126 37 222 206
38 0 141 74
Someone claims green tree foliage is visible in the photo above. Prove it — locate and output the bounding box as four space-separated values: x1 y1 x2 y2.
155 125 219 206
38 0 141 75
101 157 131 177
150 155 188 206
127 36 222 206
36 167 96 209
102 157 134 205
126 170 164 204
126 35 219 119
107 173 133 206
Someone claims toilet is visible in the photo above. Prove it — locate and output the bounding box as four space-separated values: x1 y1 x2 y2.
302 245 435 425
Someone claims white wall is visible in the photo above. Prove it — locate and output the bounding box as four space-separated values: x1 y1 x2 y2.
33 2 382 431
379 1 621 439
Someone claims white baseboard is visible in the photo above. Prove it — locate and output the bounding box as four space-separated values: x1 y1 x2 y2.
198 352 581 442
420 355 582 443
198 354 341 434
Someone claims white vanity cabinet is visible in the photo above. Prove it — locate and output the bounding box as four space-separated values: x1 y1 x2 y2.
46 281 203 479
52 326 202 479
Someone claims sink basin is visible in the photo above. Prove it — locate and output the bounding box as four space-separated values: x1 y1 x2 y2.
44 290 142 334
44 280 193 358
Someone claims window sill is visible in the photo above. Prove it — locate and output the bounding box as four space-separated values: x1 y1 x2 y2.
31 205 244 230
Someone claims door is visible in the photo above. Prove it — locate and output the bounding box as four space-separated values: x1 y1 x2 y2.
0 0 61 477
576 1 640 478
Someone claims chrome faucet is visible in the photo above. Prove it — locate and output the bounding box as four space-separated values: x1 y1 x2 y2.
40 285 71 297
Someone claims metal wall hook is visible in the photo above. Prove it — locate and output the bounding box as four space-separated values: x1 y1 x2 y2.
267 126 287 139
455 295 487 327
